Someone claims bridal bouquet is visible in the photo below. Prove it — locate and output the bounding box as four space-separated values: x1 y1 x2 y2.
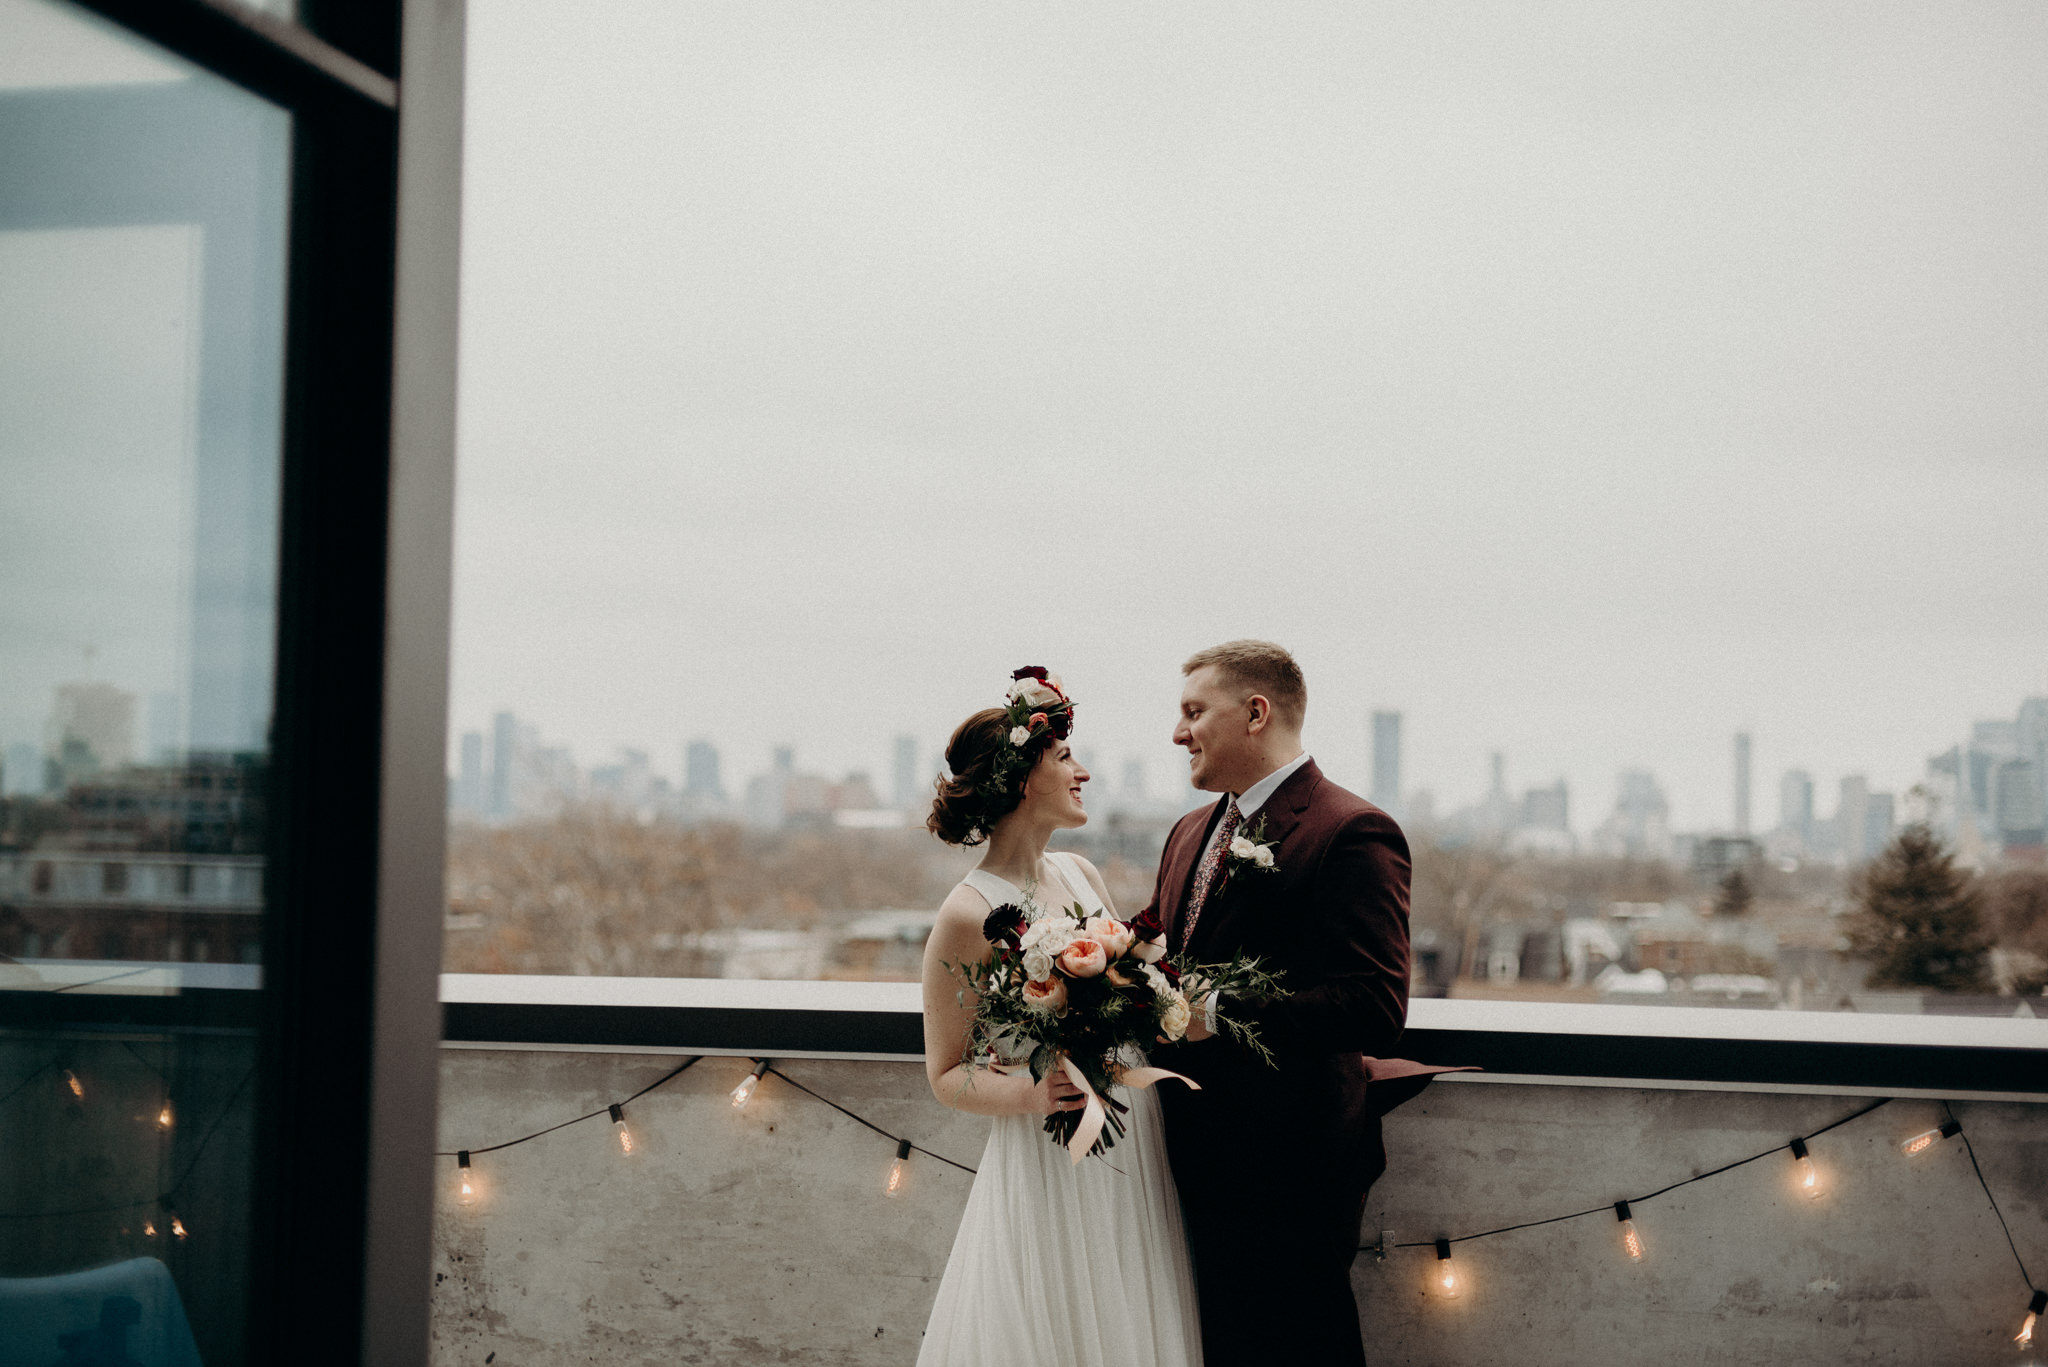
951 893 1286 1162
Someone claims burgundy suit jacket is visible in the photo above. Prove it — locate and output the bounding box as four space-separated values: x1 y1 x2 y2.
1147 759 1467 1124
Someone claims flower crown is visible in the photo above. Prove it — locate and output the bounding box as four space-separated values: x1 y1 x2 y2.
975 667 1076 804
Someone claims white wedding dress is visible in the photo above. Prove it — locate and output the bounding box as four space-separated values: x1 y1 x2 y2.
916 851 1204 1367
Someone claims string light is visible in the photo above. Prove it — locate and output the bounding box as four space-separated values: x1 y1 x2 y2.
64 1069 83 1100
2019 1290 2047 1350
1788 1136 1823 1200
885 1139 912 1198
157 1100 174 1131
609 1104 634 1156
456 1151 477 1207
161 1199 188 1241
1899 1120 1960 1156
729 1060 769 1110
1432 1238 1462 1299
142 1217 157 1238
1614 1200 1646 1262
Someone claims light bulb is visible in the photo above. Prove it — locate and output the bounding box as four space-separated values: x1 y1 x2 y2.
64 1069 84 1100
2019 1291 2048 1349
1899 1120 1961 1156
456 1151 477 1207
1614 1200 1646 1262
162 1202 188 1241
730 1060 769 1109
142 1219 157 1238
886 1139 912 1198
157 1101 174 1131
610 1103 634 1156
170 1215 188 1241
1789 1137 1823 1200
1433 1238 1462 1299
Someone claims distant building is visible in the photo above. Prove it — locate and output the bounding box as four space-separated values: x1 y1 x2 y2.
455 731 485 816
490 711 517 819
46 682 137 789
1370 711 1402 815
1994 759 2046 858
1592 769 1672 859
891 733 918 808
1835 775 1871 865
684 739 724 803
1733 731 1752 835
1863 791 1895 859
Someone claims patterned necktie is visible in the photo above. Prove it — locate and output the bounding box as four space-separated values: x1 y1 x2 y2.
1178 797 1241 951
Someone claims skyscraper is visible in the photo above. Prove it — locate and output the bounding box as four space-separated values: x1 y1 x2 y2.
1836 775 1870 864
892 733 918 808
490 711 517 819
1733 731 1752 835
1370 711 1401 815
457 730 485 815
684 739 723 801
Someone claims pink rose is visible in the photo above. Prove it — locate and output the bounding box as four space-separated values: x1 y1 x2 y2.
1131 932 1168 964
1021 976 1069 1012
1084 916 1135 960
1055 938 1108 978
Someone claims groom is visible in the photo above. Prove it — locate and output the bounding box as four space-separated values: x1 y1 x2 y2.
1148 640 1416 1367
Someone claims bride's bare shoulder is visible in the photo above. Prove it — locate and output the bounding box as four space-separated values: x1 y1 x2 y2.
932 882 995 943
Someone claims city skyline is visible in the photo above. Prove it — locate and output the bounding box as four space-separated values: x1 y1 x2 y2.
443 682 2048 848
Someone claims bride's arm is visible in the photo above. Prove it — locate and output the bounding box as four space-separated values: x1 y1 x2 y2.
921 887 1081 1117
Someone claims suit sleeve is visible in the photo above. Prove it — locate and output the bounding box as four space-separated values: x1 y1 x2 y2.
1237 810 1411 1057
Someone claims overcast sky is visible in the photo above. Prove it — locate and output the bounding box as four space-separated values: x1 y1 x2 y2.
449 1 2048 832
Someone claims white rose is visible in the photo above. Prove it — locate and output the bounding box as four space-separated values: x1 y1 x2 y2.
1229 836 1256 860
1140 963 1170 996
1017 680 1060 708
1252 845 1274 868
1022 948 1053 981
1009 726 1031 746
1158 991 1192 1041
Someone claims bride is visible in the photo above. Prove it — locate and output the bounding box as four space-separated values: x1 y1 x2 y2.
915 671 1203 1367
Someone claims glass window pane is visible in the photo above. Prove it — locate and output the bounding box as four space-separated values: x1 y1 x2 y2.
0 2 289 1361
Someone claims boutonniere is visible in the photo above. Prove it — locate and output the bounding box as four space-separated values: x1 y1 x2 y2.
1222 813 1280 885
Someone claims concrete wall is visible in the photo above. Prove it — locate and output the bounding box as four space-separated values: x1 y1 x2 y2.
431 1049 2046 1366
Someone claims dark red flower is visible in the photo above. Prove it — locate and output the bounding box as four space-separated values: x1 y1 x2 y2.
1011 666 1050 682
981 904 1027 948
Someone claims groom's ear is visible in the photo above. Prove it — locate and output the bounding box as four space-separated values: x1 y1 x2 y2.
1244 694 1272 735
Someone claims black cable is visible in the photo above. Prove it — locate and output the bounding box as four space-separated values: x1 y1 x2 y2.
1386 1096 1893 1249
764 1064 978 1176
1944 1101 2037 1292
49 965 154 994
434 1056 702 1158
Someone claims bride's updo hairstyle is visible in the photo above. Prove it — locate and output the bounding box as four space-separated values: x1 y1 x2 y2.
927 667 1076 847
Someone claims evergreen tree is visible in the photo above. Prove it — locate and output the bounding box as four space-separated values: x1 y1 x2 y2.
1713 867 1754 917
1848 825 1990 991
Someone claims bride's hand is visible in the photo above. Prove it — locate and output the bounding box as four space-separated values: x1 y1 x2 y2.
993 1061 1087 1115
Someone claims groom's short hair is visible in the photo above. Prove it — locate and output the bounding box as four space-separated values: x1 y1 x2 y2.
1183 640 1306 730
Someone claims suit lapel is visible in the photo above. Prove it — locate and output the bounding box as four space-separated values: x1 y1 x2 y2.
1165 794 1230 949
1187 759 1321 954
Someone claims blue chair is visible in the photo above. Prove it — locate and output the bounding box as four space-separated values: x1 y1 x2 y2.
0 1257 201 1367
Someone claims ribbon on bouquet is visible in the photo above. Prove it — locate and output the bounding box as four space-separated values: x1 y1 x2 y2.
1058 1055 1199 1166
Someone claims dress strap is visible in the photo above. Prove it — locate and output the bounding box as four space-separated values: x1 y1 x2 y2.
959 868 1021 910
1048 851 1106 917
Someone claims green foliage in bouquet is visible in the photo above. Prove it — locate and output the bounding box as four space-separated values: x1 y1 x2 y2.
946 891 1287 1158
